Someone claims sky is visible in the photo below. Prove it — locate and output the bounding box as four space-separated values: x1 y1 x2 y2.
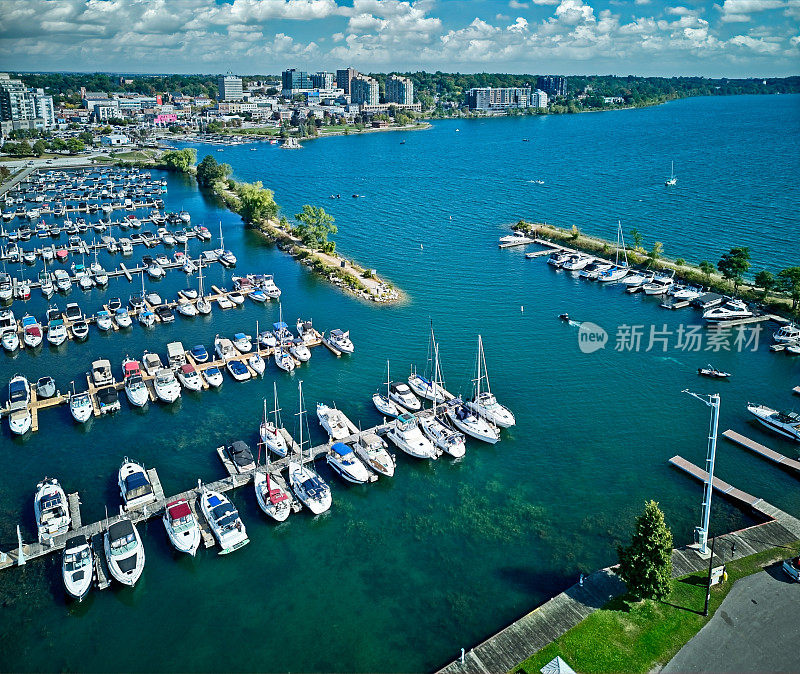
0 0 798 77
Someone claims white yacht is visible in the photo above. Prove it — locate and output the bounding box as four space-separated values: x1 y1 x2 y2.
642 277 674 295
547 251 570 267
274 347 296 372
386 413 439 459
122 359 149 408
176 363 203 391
596 221 629 282
138 310 156 328
142 350 164 376
446 399 501 444
353 432 395 477
419 415 466 458
374 361 403 417
562 254 593 271
289 338 311 362
260 388 288 457
153 368 181 403
104 518 145 586
176 299 198 317
233 333 252 353
226 359 251 382
703 299 753 323
316 403 353 441
2 328 20 353
96 310 113 331
162 499 201 556
389 382 421 412
746 404 800 441
288 460 332 514
69 391 92 423
665 161 677 186
200 488 250 554
34 477 71 543
203 366 224 388
20 315 43 349
407 371 449 403
671 285 704 300
118 459 156 511
324 328 354 354
773 324 800 344
248 352 266 376
115 307 133 328
498 230 532 245
47 316 67 346
62 536 93 601
326 442 371 484
8 374 32 435
254 471 292 522
465 335 516 428
214 335 236 361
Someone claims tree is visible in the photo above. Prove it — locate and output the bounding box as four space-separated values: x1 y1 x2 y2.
16 140 33 156
196 154 231 186
777 267 800 313
717 247 751 292
51 138 67 152
630 227 643 251
293 205 337 250
699 260 714 285
754 270 775 300
160 148 196 173
78 131 94 145
617 500 673 601
32 140 48 156
65 138 84 154
236 181 278 223
647 241 663 267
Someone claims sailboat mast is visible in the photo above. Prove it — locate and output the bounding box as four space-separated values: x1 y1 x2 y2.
298 380 304 462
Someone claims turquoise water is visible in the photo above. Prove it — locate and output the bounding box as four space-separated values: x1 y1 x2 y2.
1 95 799 672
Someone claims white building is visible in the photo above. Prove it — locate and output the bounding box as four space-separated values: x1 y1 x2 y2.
218 75 244 102
386 75 414 105
351 76 380 106
101 134 130 146
531 89 549 109
0 74 56 129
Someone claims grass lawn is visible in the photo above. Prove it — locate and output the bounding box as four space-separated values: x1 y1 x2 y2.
514 540 800 674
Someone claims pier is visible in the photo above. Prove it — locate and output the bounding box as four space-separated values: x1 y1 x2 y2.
722 429 800 475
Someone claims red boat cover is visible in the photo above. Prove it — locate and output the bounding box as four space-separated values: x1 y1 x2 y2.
180 364 195 374
124 361 140 375
167 501 191 520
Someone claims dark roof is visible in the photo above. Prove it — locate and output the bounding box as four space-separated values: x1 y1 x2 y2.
65 535 86 550
108 519 134 542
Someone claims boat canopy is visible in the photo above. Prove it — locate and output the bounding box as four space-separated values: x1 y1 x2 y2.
330 328 345 337
108 519 135 544
397 412 415 424
124 361 140 375
234 332 247 340
124 471 153 500
273 322 288 330
180 364 196 374
229 361 247 373
167 500 192 521
302 476 327 498
64 535 86 552
332 442 353 456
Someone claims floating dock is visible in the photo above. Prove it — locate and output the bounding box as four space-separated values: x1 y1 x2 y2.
668 454 764 511
722 429 800 475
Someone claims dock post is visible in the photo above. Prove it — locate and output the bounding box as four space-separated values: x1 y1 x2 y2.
16 525 25 566
460 648 465 665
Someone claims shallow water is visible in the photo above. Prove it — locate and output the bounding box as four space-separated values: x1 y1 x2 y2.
0 94 798 672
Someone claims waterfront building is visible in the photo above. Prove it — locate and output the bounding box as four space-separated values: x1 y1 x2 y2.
386 74 414 105
0 74 56 131
336 67 359 95
351 75 380 106
466 87 531 111
218 75 244 102
311 72 335 90
100 134 130 146
281 69 313 97
536 75 567 98
531 89 549 109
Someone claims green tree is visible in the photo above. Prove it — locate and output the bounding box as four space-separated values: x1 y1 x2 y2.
16 140 33 156
699 260 714 285
196 154 232 186
236 181 278 223
50 138 67 152
717 247 751 292
777 267 800 313
293 205 337 250
32 139 48 156
754 270 775 300
647 241 663 267
78 131 94 145
161 148 196 173
617 500 673 601
630 227 643 251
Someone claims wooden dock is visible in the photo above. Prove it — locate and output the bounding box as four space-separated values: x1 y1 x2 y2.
722 429 800 475
67 493 82 529
668 455 764 511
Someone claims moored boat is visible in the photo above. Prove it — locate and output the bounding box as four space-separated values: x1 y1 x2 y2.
162 499 201 556
104 517 145 586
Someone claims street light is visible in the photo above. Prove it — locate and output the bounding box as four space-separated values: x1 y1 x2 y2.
682 390 721 555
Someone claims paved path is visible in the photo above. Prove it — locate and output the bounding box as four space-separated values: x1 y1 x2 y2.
664 568 800 672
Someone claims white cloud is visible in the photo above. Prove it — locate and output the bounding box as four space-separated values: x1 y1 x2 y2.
507 17 530 32
509 0 529 8
634 0 652 4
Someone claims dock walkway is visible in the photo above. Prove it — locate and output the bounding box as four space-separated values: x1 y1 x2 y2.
722 429 800 474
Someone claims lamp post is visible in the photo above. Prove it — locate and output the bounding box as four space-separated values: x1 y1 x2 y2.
682 390 721 555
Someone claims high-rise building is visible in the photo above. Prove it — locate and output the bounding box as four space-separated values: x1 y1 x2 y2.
0 73 55 129
281 69 312 95
466 87 531 111
218 75 244 101
536 76 567 98
336 68 359 95
385 75 413 105
350 75 380 106
531 89 549 109
311 71 335 90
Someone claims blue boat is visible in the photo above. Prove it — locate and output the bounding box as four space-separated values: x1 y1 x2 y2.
191 344 209 363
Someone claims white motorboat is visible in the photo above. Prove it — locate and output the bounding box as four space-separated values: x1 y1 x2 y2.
142 350 164 376
642 278 673 295
203 366 224 388
228 291 244 305
34 477 71 543
138 310 156 327
259 330 278 349
446 399 501 444
373 360 402 417
324 328 354 353
233 332 252 353
665 161 677 186
7 374 32 435
773 324 800 344
419 414 466 458
153 368 181 403
353 432 395 477
703 299 753 323
387 412 439 459
176 363 203 391
578 261 612 279
104 518 145 586
254 471 292 522
214 335 236 361
274 347 296 372
547 251 570 267
176 299 198 317
217 295 234 310
227 359 251 382
561 254 593 271
249 353 266 376
465 335 516 428
62 535 93 601
147 263 164 279
119 459 156 511
69 391 92 423
22 314 43 348
260 388 288 457
96 310 113 331
289 338 311 362
2 329 20 352
296 319 317 345
498 230 532 245
122 358 149 407
389 382 421 412
408 372 448 403
624 270 654 287
670 285 704 300
316 403 354 441
746 403 800 441
200 488 249 554
327 442 371 484
115 307 133 328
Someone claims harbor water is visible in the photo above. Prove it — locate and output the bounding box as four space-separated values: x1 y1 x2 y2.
1 94 799 672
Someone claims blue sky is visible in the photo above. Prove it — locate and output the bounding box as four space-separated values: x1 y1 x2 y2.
0 0 798 76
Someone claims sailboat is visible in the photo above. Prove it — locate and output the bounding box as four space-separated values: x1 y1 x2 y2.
288 381 332 515
215 222 236 267
665 161 677 186
408 322 451 402
254 436 292 522
418 343 467 457
464 335 515 428
248 320 266 375
596 221 629 282
195 259 211 315
260 384 288 456
373 360 402 417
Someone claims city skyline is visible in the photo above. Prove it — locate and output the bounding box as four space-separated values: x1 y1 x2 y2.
1 0 798 78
